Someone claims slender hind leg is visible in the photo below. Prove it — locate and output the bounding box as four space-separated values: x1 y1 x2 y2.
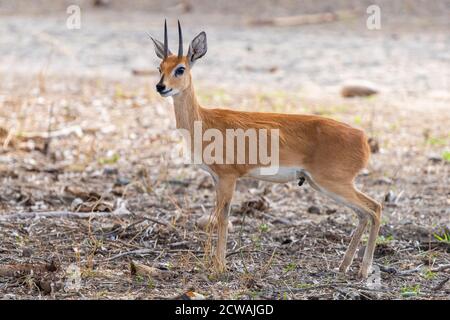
355 191 382 278
339 214 368 273
299 170 381 278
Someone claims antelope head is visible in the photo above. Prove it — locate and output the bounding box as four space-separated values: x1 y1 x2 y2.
150 20 207 97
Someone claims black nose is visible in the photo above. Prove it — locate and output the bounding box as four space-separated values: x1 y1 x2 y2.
156 83 166 92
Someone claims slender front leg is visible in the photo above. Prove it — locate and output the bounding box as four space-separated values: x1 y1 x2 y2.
214 175 236 273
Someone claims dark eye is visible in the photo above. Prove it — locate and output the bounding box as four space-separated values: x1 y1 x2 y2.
175 67 185 77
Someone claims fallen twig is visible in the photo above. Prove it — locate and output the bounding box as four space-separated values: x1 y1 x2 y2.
130 260 174 279
227 249 274 258
378 264 424 275
104 249 154 261
432 277 449 291
431 264 450 272
0 210 132 221
140 214 177 230
103 248 203 262
0 261 57 277
17 125 83 139
43 102 54 156
274 282 390 295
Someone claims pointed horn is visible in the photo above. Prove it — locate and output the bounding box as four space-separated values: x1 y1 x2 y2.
177 20 183 58
164 19 168 58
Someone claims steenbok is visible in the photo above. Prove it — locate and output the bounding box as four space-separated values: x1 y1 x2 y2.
149 20 382 278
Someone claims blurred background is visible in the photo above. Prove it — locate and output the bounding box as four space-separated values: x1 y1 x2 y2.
0 0 449 95
0 1 448 299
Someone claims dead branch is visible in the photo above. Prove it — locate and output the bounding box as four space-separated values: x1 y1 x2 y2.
18 125 83 139
0 261 57 277
103 248 154 261
140 215 175 229
130 260 174 280
43 102 54 156
103 248 204 262
432 277 449 291
431 264 450 272
0 210 132 221
275 282 390 294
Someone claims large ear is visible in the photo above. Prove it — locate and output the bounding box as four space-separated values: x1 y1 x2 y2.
187 32 207 67
149 36 172 60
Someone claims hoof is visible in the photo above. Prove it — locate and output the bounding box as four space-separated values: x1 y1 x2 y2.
213 258 227 274
196 214 233 232
358 269 369 279
338 264 349 274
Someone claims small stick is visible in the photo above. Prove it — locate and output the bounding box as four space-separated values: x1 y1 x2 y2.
0 210 132 221
275 283 390 294
140 214 177 230
104 249 154 262
431 264 450 272
43 102 54 156
432 277 449 291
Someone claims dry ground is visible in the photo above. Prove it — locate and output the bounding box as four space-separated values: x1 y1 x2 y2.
0 73 448 300
0 2 449 300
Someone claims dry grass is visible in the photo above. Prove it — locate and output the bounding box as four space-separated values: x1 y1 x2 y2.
0 73 449 300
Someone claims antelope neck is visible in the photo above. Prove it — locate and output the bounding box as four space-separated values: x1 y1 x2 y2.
172 82 201 132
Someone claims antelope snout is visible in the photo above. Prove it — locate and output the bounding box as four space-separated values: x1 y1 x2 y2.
156 83 166 93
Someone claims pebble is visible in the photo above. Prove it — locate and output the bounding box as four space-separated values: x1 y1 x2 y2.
22 248 33 257
428 154 442 163
307 205 321 214
115 177 130 186
70 198 84 211
375 177 393 185
103 167 118 175
384 190 396 203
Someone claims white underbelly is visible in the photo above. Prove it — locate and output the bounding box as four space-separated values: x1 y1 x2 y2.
197 164 303 184
245 167 302 183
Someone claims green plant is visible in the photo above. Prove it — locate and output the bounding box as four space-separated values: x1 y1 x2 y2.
98 153 120 165
353 115 362 125
147 278 155 289
376 235 394 245
400 284 420 297
251 234 262 249
283 262 297 273
433 231 450 244
166 262 174 270
422 269 436 280
259 223 269 233
248 290 260 299
442 151 450 163
296 283 313 289
426 137 447 146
